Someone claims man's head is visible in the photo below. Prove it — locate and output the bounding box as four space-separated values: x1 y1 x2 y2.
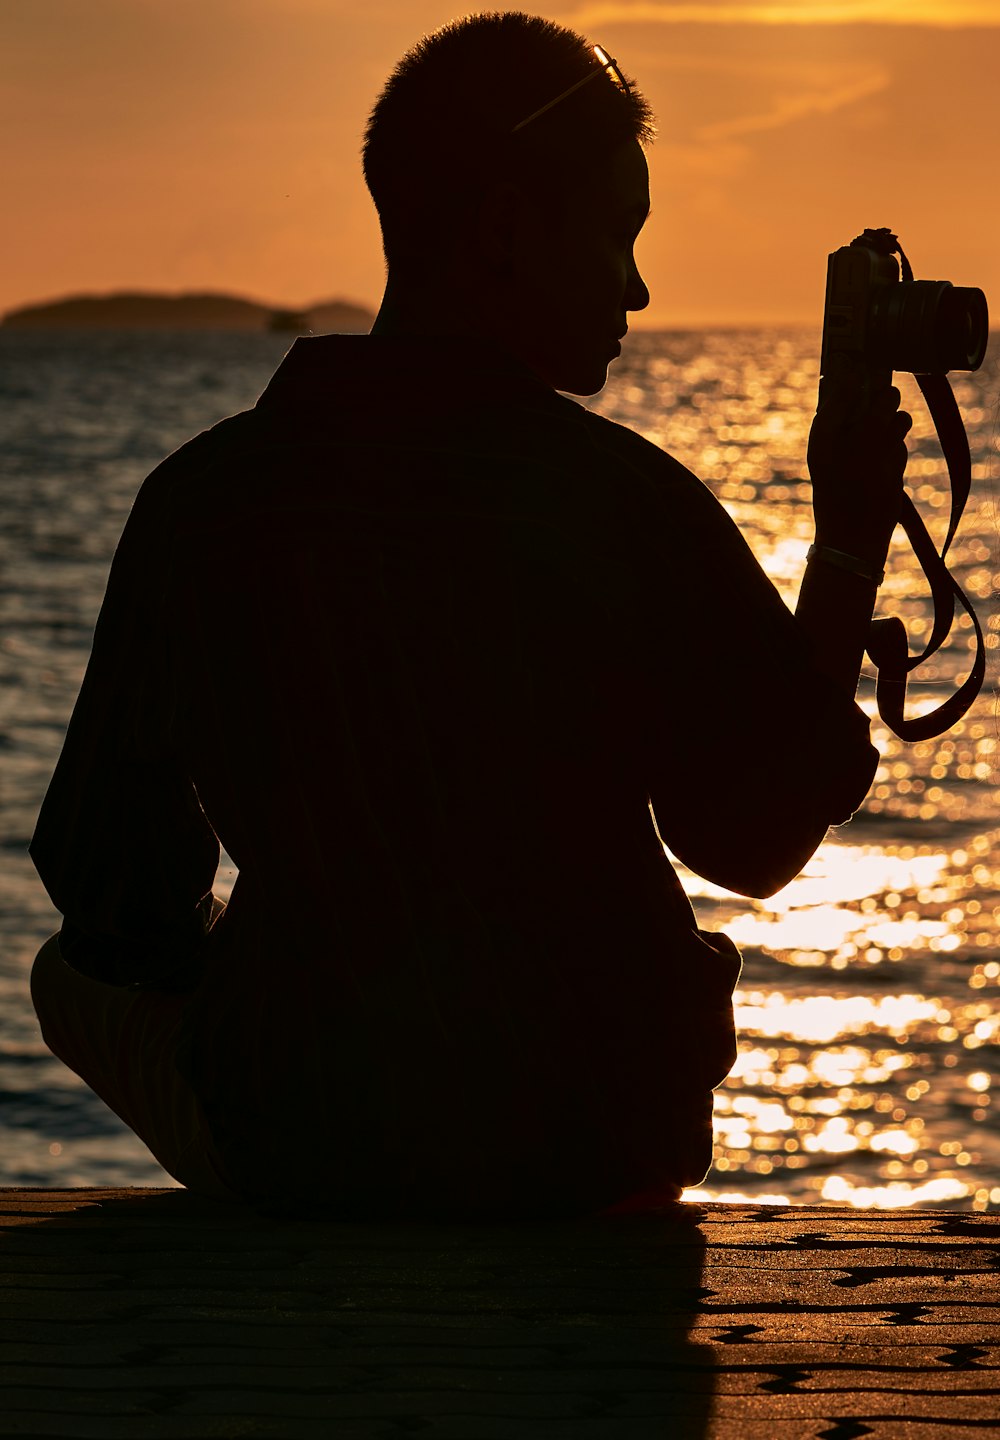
362 10 655 395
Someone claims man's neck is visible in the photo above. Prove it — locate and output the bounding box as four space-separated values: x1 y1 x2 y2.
368 275 548 390
369 274 487 341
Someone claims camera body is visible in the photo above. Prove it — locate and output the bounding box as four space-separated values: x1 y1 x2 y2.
820 227 988 379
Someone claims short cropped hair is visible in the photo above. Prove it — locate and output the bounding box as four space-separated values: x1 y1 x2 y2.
361 10 655 280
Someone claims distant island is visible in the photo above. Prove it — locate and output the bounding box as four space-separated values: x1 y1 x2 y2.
1 291 376 333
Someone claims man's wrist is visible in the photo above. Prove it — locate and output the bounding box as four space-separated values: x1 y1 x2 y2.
806 543 884 587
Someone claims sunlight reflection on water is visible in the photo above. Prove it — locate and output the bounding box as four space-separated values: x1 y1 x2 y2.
671 828 1000 1209
668 826 999 1208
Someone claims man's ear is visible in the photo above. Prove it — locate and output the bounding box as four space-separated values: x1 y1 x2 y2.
474 179 536 274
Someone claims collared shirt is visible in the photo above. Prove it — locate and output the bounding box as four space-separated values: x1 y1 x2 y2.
31 334 877 1214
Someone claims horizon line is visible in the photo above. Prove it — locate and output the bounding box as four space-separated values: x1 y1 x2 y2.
0 288 827 331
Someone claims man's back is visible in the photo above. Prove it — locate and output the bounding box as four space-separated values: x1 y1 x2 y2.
31 334 874 1217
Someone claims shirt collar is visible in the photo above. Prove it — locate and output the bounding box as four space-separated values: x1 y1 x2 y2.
256 332 562 421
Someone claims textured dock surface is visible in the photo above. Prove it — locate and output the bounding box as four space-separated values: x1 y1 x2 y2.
1 1188 998 1437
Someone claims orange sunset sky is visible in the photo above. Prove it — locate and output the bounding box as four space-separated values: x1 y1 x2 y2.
2 0 998 327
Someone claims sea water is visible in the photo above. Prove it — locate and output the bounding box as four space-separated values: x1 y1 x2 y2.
1 327 997 1208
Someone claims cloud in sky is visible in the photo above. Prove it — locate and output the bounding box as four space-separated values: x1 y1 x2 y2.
693 61 889 142
565 1 1000 26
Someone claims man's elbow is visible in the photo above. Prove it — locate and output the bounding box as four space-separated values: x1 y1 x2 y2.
733 849 819 900
673 817 832 900
706 856 816 901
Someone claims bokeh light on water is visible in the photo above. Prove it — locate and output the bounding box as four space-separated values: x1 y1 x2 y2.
675 837 1000 1211
589 329 1000 1210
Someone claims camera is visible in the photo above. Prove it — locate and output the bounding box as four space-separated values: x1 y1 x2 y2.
816 228 989 742
820 227 988 377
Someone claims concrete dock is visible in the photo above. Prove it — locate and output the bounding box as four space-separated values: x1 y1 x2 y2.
1 1188 997 1437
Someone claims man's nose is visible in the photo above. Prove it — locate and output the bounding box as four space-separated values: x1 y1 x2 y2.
626 257 650 312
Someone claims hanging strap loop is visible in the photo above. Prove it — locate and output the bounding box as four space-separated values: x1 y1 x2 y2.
853 234 986 740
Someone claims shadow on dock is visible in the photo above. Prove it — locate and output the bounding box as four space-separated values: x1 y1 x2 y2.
2 1186 717 1438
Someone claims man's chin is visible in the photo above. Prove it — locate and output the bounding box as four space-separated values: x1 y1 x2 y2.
554 361 611 398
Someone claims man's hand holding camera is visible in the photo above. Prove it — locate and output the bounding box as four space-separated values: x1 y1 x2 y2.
807 351 913 571
796 351 915 700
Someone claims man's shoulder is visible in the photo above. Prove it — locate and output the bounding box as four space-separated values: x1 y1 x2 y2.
575 404 698 482
124 406 282 532
141 408 261 489
128 384 714 528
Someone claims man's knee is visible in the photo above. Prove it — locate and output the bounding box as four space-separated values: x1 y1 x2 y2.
30 932 68 1050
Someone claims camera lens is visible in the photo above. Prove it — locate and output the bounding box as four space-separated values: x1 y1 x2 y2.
936 286 989 372
874 279 989 374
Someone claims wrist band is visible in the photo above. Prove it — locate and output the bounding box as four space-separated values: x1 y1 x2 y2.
806 543 885 586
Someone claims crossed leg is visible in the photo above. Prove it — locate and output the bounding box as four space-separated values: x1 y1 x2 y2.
30 933 240 1203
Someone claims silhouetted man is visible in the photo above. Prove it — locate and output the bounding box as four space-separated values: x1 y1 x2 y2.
30 12 908 1219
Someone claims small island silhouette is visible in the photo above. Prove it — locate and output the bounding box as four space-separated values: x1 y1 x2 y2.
1 292 376 333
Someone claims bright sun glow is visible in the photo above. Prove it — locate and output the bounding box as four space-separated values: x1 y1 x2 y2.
733 994 940 1044
670 841 981 965
820 1176 969 1207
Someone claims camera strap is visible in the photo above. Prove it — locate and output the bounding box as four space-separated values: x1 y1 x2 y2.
864 240 986 740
